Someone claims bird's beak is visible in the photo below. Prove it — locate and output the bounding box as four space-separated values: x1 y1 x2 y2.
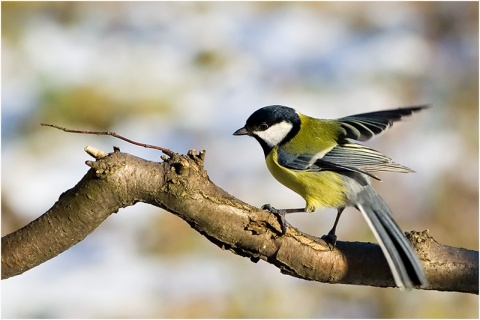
233 127 249 136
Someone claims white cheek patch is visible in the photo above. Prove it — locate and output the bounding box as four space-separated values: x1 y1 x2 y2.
254 121 293 147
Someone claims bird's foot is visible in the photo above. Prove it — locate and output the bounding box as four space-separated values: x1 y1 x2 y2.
261 204 288 234
321 232 337 250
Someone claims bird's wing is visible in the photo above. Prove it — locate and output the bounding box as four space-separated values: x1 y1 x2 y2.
319 143 414 174
277 143 413 181
337 105 428 141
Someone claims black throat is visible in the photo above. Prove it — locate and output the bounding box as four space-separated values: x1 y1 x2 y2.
254 136 273 157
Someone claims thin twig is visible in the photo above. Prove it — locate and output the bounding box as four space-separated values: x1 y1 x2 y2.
40 123 175 157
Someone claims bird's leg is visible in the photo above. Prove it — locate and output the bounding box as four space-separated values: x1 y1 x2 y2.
321 207 345 250
261 204 306 234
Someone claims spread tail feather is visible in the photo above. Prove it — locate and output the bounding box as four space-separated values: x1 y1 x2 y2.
356 187 427 289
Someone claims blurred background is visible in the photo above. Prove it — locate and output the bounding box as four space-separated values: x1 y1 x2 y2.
2 2 478 318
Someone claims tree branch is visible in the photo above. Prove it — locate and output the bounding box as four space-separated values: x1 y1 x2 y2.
1 148 478 294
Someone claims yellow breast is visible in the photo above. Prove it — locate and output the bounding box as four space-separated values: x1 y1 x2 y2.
265 148 347 212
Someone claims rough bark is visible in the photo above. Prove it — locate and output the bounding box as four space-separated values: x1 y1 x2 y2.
1 147 478 294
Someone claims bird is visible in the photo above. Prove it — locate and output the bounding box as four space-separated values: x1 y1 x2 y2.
233 104 428 289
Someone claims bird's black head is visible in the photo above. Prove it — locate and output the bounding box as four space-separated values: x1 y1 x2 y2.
233 105 301 155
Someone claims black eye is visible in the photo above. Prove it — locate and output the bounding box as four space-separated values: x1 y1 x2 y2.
259 122 269 131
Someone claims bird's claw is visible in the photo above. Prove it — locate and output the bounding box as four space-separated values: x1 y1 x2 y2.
261 204 288 234
321 232 337 250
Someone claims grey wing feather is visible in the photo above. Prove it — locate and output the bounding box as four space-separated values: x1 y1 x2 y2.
338 105 429 141
277 148 322 171
277 143 413 181
322 144 414 174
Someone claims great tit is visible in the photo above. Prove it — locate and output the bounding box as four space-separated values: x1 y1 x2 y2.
233 104 428 289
